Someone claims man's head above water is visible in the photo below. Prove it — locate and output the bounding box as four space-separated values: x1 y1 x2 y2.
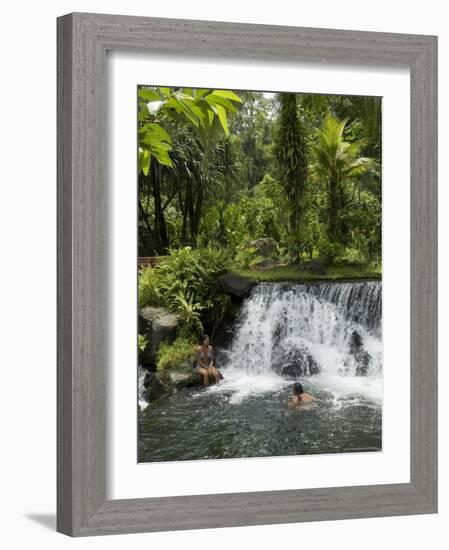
292 382 304 397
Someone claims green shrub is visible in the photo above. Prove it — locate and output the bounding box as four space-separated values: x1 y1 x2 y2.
157 337 196 372
234 243 258 269
138 246 231 335
197 205 224 248
317 238 345 264
157 246 230 299
336 247 367 266
248 255 267 269
138 267 164 309
138 334 148 352
169 291 204 336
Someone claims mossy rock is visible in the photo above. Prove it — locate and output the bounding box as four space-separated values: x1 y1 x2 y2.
144 369 203 404
139 307 180 368
249 237 278 257
168 371 203 389
143 371 173 402
219 272 255 298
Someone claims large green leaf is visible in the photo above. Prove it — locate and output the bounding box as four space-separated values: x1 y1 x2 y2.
207 109 215 126
174 95 209 127
142 139 172 152
138 108 150 122
139 148 151 176
215 104 229 136
195 100 214 127
152 149 173 167
194 89 210 99
159 87 171 97
138 88 161 101
205 94 238 113
188 103 208 126
210 90 242 103
166 96 199 127
141 123 172 144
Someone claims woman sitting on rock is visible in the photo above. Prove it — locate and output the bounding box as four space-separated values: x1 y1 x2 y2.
194 334 223 385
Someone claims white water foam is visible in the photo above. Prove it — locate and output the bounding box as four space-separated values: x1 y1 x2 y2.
205 370 289 405
212 281 383 405
138 366 150 411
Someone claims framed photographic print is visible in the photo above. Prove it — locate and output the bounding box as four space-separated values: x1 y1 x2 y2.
136 85 384 463
57 13 437 536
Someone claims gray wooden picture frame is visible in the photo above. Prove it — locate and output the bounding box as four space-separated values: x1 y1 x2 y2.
57 12 438 537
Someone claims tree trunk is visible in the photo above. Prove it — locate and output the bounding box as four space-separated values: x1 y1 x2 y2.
328 177 339 241
152 166 169 253
138 198 155 255
191 180 203 244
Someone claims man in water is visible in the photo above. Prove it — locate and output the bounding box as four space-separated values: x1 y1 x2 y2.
289 382 316 408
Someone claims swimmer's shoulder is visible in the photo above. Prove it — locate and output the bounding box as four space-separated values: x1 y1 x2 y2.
303 393 315 401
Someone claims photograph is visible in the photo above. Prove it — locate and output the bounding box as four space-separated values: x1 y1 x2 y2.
136 85 383 463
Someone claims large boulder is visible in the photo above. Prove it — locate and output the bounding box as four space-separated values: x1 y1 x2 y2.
139 307 179 368
168 371 203 389
272 342 320 378
347 330 371 376
141 369 204 404
354 351 371 376
250 237 278 257
219 273 255 298
142 371 172 402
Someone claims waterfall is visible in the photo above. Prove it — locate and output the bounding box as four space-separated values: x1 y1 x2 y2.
218 281 382 403
138 366 150 412
302 281 382 335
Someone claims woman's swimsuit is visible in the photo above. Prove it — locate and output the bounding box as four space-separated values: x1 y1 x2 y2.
195 347 211 369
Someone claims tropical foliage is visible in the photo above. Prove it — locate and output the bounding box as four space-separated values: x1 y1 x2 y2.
138 246 230 335
138 87 382 341
312 114 374 243
273 93 308 235
156 337 197 372
138 87 242 254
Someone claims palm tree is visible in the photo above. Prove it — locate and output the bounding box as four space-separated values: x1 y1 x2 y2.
313 114 373 243
332 95 382 161
169 127 239 247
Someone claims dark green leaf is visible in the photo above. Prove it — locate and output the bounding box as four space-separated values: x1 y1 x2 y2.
210 90 242 103
138 88 161 101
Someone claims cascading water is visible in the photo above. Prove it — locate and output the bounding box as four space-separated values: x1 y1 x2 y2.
138 280 383 462
215 281 382 404
303 281 382 335
138 366 150 412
